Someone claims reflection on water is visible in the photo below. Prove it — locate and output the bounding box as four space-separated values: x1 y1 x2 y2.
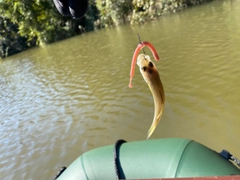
1 0 240 179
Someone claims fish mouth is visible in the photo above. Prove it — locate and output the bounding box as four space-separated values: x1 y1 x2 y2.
137 54 150 67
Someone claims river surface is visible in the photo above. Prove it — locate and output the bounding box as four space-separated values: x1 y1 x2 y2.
1 0 240 179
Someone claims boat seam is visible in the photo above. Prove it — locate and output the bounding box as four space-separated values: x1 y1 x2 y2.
81 155 89 180
174 140 194 178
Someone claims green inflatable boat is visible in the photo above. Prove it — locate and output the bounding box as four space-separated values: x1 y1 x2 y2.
54 138 240 180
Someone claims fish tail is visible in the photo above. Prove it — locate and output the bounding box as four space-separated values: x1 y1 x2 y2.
146 122 157 139
146 112 163 139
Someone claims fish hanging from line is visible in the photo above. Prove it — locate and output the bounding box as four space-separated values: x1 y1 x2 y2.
129 42 165 139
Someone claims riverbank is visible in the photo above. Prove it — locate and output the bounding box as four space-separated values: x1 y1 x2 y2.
0 0 213 59
128 0 214 24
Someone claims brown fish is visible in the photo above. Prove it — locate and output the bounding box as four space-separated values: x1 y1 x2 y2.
137 54 165 139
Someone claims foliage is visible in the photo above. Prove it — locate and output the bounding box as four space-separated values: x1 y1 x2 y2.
0 0 73 45
0 0 99 58
130 0 189 24
0 0 212 58
95 0 132 27
0 16 30 58
95 0 190 26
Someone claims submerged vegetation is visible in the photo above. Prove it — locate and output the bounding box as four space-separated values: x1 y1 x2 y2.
0 0 212 58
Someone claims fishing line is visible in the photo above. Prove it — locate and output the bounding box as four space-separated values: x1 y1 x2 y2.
127 1 146 54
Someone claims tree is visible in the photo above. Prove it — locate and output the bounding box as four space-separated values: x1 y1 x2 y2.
0 0 76 45
0 16 29 58
95 0 132 27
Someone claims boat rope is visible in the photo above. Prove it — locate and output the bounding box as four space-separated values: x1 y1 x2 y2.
219 150 240 167
53 166 67 180
113 139 127 179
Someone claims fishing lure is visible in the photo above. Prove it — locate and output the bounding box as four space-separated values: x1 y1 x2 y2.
129 42 165 139
128 42 159 88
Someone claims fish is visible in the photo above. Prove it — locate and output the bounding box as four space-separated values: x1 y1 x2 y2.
128 42 165 139
129 42 159 88
137 54 165 139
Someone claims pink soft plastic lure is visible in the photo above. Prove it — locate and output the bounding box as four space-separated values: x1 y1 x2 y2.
128 41 159 88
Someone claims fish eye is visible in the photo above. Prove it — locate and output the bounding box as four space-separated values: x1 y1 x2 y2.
148 62 154 67
142 66 147 71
